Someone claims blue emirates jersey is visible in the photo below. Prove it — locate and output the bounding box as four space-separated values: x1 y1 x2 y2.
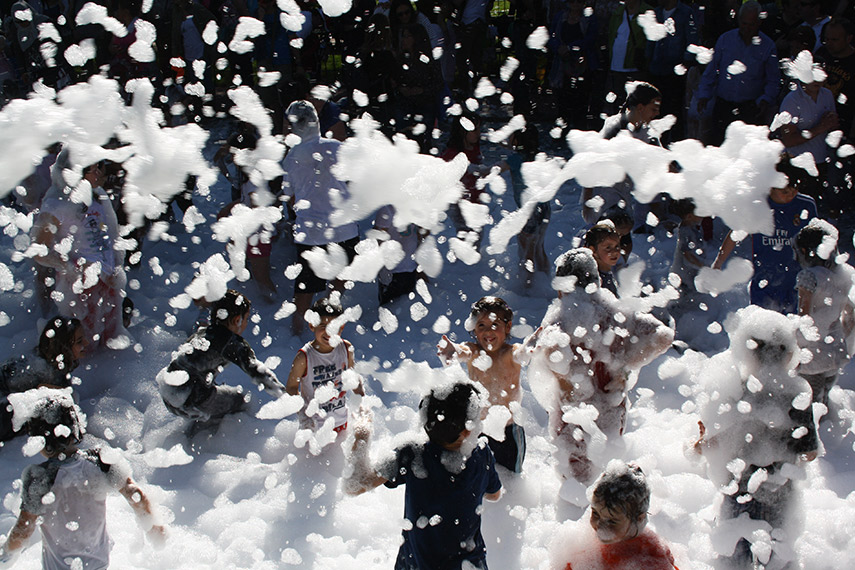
750 194 816 313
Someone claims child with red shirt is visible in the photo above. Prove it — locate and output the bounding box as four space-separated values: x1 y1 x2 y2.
563 461 678 570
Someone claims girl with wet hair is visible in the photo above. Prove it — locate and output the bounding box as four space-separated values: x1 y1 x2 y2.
793 219 855 406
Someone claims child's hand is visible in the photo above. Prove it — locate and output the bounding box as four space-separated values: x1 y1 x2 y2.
147 525 167 549
693 421 706 454
801 450 818 462
437 335 456 364
352 406 373 443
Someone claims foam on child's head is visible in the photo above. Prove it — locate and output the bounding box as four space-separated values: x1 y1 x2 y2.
591 460 650 523
8 387 85 456
794 218 840 269
725 306 803 374
553 248 600 293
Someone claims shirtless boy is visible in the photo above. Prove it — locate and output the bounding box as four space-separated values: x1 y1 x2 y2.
437 296 526 472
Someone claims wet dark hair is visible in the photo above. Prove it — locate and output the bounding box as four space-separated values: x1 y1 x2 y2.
623 82 661 111
554 248 600 289
446 111 481 151
794 220 839 269
27 393 85 456
470 296 512 323
584 222 621 249
422 382 480 447
599 208 634 231
211 290 251 327
775 154 809 191
670 198 697 220
592 462 650 522
311 297 344 319
38 317 83 373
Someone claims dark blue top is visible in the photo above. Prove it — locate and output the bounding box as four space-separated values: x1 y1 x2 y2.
381 440 502 570
750 194 816 312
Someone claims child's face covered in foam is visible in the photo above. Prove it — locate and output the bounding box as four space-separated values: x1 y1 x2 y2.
590 497 639 544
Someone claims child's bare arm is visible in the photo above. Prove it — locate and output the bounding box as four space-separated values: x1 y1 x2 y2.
682 248 705 269
344 409 388 495
712 231 736 269
797 286 813 317
0 510 38 560
119 477 165 542
345 341 365 396
437 336 474 365
285 352 307 396
843 302 855 337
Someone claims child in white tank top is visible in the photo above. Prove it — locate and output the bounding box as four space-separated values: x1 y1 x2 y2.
286 298 364 433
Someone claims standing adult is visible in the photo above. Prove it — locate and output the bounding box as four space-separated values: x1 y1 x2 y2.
605 0 652 113
696 1 781 146
280 101 360 336
778 73 839 216
815 17 855 138
646 0 698 141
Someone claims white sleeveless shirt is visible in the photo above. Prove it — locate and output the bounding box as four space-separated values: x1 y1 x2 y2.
298 341 350 430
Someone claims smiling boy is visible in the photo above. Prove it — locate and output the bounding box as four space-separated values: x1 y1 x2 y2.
286 297 364 433
563 461 678 570
437 296 527 472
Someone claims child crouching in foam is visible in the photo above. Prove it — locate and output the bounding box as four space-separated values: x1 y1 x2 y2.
344 381 502 570
530 248 673 485
556 461 678 570
0 388 165 568
157 290 285 428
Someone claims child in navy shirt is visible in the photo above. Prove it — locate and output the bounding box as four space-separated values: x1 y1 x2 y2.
713 160 817 313
345 382 502 570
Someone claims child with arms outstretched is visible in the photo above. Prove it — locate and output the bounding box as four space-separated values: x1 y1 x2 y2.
437 296 527 473
344 381 502 570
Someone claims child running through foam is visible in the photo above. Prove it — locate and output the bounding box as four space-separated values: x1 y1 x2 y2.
157 290 285 426
437 296 527 473
792 219 855 407
0 388 165 569
344 381 502 569
286 297 364 434
559 461 679 570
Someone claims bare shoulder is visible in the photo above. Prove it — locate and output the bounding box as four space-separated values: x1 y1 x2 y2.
290 350 308 371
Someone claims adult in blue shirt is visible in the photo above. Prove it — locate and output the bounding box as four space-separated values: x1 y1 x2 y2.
696 1 781 146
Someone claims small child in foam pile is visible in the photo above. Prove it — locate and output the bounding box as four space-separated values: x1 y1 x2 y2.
561 461 678 570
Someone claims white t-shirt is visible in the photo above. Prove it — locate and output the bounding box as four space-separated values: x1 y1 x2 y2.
280 134 359 246
21 451 127 570
610 15 635 72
